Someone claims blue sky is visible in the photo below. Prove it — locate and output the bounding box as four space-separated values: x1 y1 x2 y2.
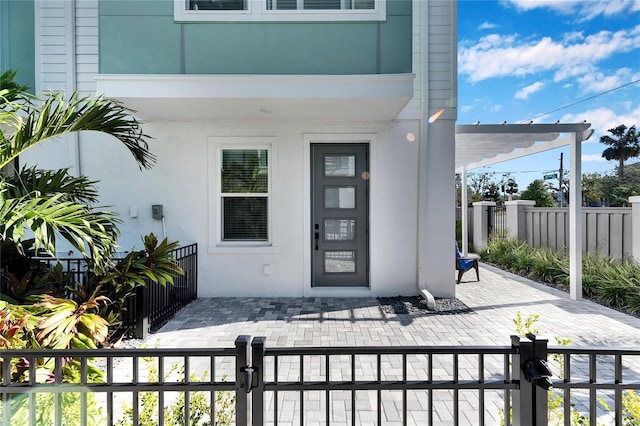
457 0 640 190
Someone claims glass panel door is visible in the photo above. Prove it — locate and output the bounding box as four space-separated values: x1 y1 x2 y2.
311 144 369 287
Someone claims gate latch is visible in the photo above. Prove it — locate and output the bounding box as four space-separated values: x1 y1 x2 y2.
240 366 258 393
523 357 553 390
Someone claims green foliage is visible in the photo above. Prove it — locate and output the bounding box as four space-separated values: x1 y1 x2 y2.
503 312 640 425
458 171 515 204
530 248 566 284
116 356 235 426
600 124 639 182
1 69 154 272
455 220 474 253
513 311 539 335
0 388 106 426
481 239 640 316
582 166 640 207
520 179 556 207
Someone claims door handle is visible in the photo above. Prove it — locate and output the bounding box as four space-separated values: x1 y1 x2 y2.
314 224 319 250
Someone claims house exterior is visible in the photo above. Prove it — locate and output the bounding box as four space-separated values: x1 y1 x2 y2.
1 0 458 298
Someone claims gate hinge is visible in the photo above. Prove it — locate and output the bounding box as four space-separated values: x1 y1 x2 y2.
240 366 258 393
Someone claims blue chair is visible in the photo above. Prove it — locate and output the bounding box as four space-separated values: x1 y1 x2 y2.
456 242 479 284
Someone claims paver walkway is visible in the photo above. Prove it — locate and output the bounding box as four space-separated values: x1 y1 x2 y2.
153 263 640 349
138 263 640 425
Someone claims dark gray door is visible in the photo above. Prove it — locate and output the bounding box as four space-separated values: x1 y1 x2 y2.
311 144 369 287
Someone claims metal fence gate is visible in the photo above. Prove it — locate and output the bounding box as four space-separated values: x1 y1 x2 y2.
3 335 640 425
488 205 507 242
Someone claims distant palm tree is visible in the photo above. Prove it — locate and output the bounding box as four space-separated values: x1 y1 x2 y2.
0 70 155 272
600 124 639 182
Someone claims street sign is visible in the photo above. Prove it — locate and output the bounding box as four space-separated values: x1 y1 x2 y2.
543 173 558 180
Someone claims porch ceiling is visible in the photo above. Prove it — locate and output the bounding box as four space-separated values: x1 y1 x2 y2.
455 123 594 172
95 74 415 121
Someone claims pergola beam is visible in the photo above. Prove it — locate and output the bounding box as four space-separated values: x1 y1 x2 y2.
455 123 592 300
457 130 593 172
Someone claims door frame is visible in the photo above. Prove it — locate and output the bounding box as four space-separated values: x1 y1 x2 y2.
302 133 378 297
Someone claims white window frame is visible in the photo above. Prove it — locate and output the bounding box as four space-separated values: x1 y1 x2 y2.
208 137 277 253
174 0 385 22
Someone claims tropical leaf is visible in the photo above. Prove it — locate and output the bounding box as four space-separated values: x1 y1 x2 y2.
0 193 120 271
4 166 100 204
1 90 155 171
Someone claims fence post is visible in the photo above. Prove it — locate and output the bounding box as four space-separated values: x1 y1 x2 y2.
251 337 266 426
511 335 549 426
630 196 640 264
505 200 535 241
235 335 251 426
134 285 149 340
473 201 496 251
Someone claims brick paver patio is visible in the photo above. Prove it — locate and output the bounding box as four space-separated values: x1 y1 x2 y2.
135 263 640 425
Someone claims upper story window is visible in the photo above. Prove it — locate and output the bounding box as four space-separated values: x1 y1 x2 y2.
176 0 385 22
190 0 247 10
266 0 375 10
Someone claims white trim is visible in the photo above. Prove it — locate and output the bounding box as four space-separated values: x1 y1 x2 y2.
33 2 42 94
302 133 377 297
174 0 385 22
95 73 414 121
95 74 414 99
207 136 279 254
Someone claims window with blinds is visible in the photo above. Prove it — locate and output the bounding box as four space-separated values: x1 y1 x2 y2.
266 0 375 10
220 149 269 241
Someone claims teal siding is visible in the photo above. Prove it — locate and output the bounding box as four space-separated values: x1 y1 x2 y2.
99 0 411 75
0 0 35 91
100 15 182 74
379 15 412 73
184 23 377 74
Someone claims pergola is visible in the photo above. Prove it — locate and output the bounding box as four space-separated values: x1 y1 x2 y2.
455 123 594 300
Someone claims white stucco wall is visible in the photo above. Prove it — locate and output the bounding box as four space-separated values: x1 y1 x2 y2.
53 119 421 297
24 0 458 298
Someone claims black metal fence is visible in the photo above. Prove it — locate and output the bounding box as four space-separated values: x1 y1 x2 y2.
3 334 640 425
488 205 507 242
33 243 198 339
456 206 474 247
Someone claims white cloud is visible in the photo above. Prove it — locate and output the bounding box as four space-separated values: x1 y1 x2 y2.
577 68 633 93
478 21 497 30
560 105 640 142
459 25 640 84
515 81 545 99
503 0 640 21
582 153 608 163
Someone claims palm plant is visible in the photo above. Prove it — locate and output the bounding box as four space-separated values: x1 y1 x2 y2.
0 70 155 272
600 124 639 182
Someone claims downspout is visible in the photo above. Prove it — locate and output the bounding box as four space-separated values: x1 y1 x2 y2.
416 0 430 293
67 0 81 177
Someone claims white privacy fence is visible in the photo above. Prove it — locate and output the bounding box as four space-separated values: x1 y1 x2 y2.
523 207 632 259
467 197 640 261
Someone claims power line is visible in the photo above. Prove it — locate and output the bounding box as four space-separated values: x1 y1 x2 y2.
519 78 640 123
467 170 553 174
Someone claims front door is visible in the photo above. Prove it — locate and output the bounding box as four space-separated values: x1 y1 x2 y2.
311 144 369 287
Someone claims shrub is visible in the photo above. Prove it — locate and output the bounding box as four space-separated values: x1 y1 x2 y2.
481 239 640 317
116 356 235 426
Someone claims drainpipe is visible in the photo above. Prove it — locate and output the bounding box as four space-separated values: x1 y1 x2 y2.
416 0 430 295
67 0 81 177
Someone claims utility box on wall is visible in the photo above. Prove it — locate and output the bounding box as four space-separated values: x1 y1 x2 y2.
152 204 163 219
